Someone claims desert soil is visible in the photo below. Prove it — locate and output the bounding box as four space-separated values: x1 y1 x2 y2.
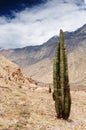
0 84 86 130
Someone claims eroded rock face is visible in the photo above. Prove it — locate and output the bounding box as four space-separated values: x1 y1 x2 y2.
12 68 25 82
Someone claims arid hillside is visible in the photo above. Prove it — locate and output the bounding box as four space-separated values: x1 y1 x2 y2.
23 44 86 86
0 54 31 87
0 54 37 88
0 24 86 86
0 55 86 130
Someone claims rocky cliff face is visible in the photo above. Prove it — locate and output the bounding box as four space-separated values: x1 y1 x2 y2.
0 24 86 86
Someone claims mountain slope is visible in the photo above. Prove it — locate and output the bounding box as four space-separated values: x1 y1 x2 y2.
0 54 31 87
0 24 86 86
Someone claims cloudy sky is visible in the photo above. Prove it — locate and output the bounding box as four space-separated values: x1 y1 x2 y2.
0 0 86 49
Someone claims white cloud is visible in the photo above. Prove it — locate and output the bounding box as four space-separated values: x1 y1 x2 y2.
84 0 86 4
0 0 86 49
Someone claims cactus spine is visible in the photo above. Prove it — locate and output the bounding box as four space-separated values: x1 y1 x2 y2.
53 29 71 119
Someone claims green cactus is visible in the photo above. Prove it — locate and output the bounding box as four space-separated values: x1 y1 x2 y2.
49 84 51 93
63 48 71 119
53 42 62 118
53 29 71 119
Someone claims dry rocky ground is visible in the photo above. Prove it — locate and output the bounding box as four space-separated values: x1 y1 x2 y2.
0 55 86 130
0 84 86 130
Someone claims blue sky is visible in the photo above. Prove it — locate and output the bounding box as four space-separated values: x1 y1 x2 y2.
0 0 86 49
0 0 45 16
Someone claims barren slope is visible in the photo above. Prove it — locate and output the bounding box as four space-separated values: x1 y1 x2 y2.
23 45 86 86
0 54 31 87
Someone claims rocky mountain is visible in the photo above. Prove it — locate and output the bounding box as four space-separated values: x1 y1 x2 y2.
0 24 86 86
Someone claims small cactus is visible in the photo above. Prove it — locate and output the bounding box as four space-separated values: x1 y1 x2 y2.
49 84 51 93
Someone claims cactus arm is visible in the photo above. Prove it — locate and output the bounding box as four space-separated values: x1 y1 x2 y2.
63 49 71 119
59 29 65 113
53 42 62 118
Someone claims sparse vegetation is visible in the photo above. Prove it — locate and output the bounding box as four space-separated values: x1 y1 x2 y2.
49 84 51 93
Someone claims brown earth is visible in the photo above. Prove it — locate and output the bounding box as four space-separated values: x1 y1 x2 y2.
0 84 86 130
0 55 86 130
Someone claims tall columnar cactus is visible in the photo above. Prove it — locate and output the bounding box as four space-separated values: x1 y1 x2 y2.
53 29 71 119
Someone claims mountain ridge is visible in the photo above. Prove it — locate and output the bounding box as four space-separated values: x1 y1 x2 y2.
0 24 86 85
